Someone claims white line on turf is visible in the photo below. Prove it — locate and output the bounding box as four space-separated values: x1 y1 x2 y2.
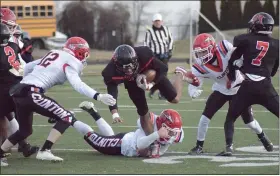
34 108 272 113
31 124 279 131
29 148 278 157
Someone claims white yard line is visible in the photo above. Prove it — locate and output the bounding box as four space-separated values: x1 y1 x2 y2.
16 148 276 157
32 124 279 131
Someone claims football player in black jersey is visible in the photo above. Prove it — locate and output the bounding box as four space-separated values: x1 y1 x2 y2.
0 24 39 166
101 45 185 136
218 12 279 156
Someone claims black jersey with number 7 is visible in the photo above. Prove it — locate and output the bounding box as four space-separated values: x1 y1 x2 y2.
232 33 279 78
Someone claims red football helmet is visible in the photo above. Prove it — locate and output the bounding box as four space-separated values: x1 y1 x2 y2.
192 33 216 65
156 109 182 142
1 8 17 33
63 37 90 64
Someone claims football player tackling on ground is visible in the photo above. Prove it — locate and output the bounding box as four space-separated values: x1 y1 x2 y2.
178 33 272 155
0 37 116 165
75 101 184 157
101 44 187 137
222 12 278 155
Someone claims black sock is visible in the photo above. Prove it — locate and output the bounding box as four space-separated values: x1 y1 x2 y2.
88 109 101 121
257 131 265 138
196 140 204 147
41 140 53 151
18 140 28 148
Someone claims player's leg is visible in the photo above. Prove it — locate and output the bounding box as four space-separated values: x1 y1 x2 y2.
84 131 126 155
260 81 279 118
189 91 229 154
240 106 273 151
125 81 153 135
5 112 39 157
218 84 252 156
154 74 180 104
79 101 114 136
0 97 34 160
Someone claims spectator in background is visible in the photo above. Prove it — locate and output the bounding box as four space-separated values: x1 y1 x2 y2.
144 13 174 99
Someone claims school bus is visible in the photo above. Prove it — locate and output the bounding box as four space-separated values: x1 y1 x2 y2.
1 0 56 49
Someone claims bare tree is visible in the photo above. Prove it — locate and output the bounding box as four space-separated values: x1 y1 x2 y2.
129 1 151 43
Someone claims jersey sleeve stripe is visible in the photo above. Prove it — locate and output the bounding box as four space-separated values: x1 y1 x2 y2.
221 40 228 53
63 63 70 73
219 41 227 56
139 57 154 73
193 64 207 74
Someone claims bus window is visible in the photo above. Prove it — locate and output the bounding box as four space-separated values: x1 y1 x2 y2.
47 6 53 17
9 6 15 12
17 6 23 18
25 6 31 17
40 6 46 17
32 6 38 17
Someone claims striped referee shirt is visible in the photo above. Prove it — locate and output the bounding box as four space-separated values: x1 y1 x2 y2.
144 25 173 55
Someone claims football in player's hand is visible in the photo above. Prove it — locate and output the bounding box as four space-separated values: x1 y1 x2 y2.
185 71 200 87
143 69 156 83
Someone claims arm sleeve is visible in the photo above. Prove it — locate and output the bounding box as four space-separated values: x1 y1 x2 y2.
136 130 160 150
144 31 151 48
65 66 98 99
23 59 41 77
167 27 174 51
271 58 279 77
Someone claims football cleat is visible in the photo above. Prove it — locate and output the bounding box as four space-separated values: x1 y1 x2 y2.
189 145 204 155
20 143 40 157
259 135 273 152
36 150 63 162
216 145 233 156
1 158 8 167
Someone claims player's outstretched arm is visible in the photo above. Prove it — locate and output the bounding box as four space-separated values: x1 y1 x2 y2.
65 66 116 106
136 127 169 150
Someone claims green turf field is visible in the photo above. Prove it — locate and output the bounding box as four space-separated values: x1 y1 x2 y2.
1 64 279 175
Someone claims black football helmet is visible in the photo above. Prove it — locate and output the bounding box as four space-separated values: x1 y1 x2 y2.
112 44 139 77
0 23 10 45
248 12 274 34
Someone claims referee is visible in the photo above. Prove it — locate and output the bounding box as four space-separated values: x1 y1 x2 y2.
144 13 174 99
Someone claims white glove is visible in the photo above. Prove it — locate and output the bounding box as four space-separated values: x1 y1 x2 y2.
9 64 24 77
233 58 244 68
190 89 203 99
188 84 203 99
97 94 116 106
136 74 154 90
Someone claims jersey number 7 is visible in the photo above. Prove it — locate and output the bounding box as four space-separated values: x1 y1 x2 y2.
251 41 269 66
38 52 59 67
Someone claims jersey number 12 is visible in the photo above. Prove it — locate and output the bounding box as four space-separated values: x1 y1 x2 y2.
38 52 59 67
251 41 269 66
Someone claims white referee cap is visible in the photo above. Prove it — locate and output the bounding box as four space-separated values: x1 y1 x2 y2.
152 13 162 22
